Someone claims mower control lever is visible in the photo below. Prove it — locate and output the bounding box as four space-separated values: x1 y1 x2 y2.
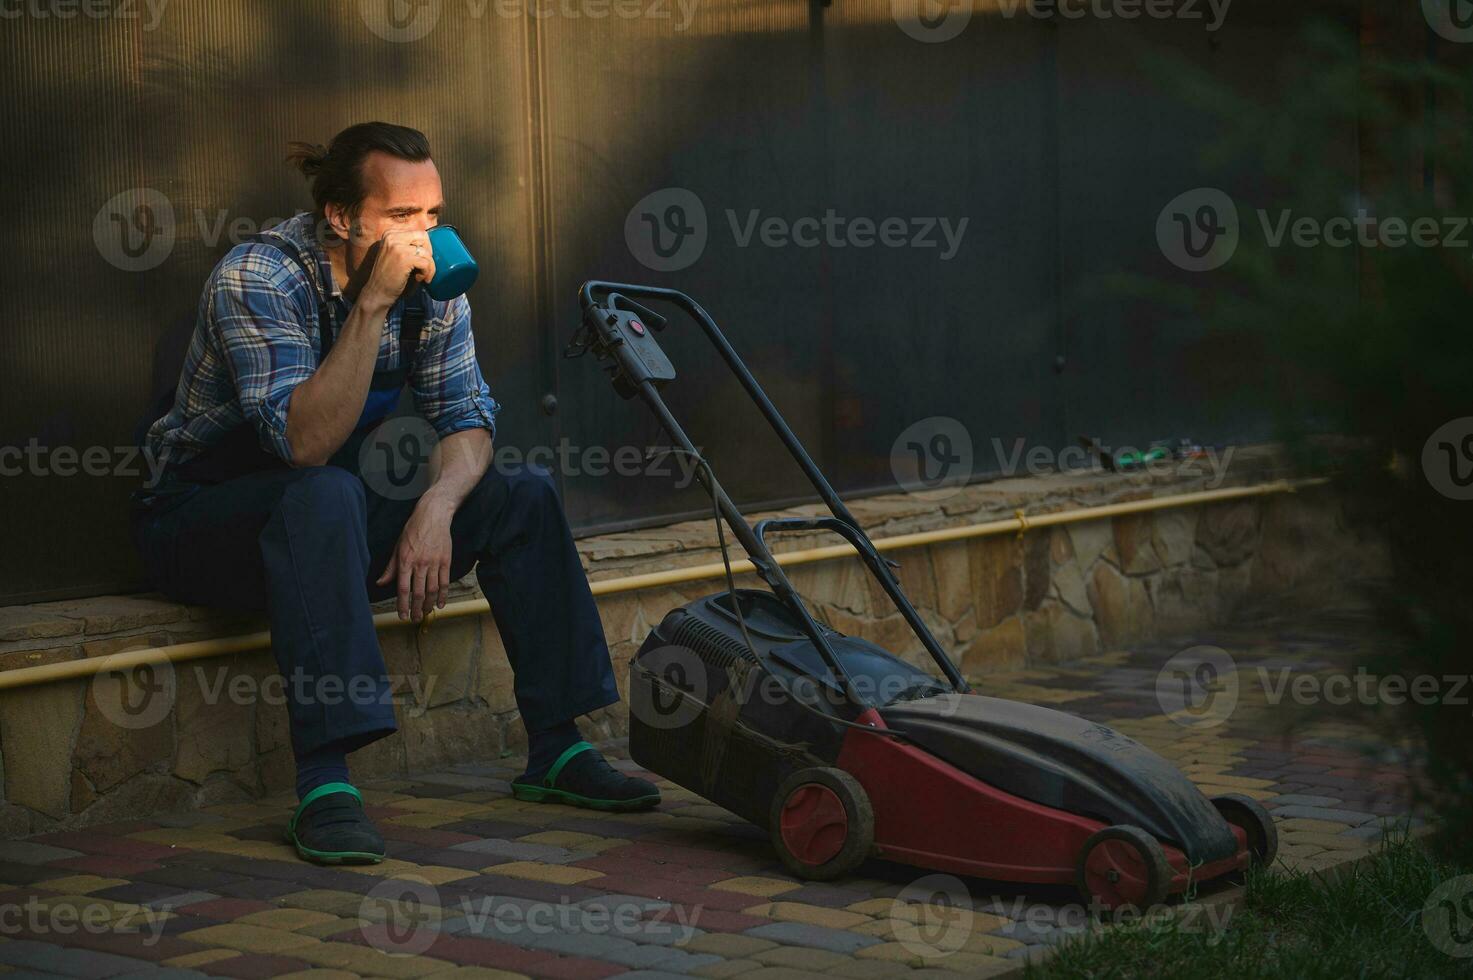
610 294 668 331
564 297 677 398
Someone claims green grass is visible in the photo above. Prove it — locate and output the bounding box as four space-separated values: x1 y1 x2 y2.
1029 836 1473 979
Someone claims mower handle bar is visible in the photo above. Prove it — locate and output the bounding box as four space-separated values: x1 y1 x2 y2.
578 281 969 695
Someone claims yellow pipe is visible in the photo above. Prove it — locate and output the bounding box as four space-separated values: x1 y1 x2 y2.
0 477 1326 692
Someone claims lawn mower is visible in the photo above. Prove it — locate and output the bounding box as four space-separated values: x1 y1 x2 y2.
564 282 1277 910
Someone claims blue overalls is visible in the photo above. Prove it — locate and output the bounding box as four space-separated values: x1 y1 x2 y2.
131 235 620 764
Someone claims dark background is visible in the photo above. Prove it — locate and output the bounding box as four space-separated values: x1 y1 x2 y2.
0 0 1357 604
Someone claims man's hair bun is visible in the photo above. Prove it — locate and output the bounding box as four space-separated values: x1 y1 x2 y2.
285 141 330 178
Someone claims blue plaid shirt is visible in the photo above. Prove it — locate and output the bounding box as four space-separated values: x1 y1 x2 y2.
145 213 499 470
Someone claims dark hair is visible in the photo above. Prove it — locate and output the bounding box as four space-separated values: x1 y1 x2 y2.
286 122 432 231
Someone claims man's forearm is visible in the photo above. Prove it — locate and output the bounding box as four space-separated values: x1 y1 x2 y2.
420 427 494 514
283 296 392 466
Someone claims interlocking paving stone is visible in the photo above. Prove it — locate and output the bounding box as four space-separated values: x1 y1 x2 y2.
743 922 884 955
0 843 83 866
521 954 626 978
752 945 850 970
650 907 769 935
92 882 196 906
203 953 317 978
421 933 556 970
517 931 639 958
437 821 539 840
0 861 70 886
1266 805 1376 826
449 839 589 864
597 941 693 969
444 876 606 907
139 889 218 911
0 939 153 977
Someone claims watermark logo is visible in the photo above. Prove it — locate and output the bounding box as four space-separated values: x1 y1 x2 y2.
892 0 972 43
92 194 340 273
1422 417 1473 501
892 0 1232 44
1424 0 1473 43
890 874 974 957
1156 645 1238 728
890 417 974 498
91 659 177 731
94 188 176 273
359 416 440 501
629 645 711 730
1424 875 1473 957
626 187 708 272
360 876 442 955
360 0 443 41
1157 187 1239 272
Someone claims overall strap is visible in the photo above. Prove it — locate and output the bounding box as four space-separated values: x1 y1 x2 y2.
399 289 430 372
244 233 336 362
248 231 429 372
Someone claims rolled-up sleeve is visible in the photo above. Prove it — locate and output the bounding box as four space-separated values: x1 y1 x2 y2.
211 268 316 463
412 296 501 440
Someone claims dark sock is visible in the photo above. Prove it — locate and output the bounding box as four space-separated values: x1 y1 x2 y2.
295 743 351 801
522 720 582 781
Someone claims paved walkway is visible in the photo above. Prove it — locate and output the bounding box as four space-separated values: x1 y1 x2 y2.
0 614 1424 979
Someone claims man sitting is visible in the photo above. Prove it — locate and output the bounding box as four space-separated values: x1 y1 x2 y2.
132 121 657 865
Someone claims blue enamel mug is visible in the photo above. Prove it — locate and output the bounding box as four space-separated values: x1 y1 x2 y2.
425 225 478 301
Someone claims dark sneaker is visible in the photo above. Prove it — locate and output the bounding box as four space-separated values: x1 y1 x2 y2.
285 782 385 865
511 741 660 812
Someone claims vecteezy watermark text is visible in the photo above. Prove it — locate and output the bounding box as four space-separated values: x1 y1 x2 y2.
892 0 1233 45
0 0 168 29
91 660 445 731
0 896 169 945
888 416 1237 502
358 877 702 957
358 0 699 43
1157 187 1473 273
625 188 969 272
1156 644 1473 729
0 439 169 485
886 873 1234 961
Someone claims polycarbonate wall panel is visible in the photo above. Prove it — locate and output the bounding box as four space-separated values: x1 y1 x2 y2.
1054 8 1360 452
1 1 1355 603
822 4 1063 492
537 0 836 531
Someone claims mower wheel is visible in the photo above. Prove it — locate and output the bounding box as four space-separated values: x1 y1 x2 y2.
769 767 874 881
1212 793 1279 867
1077 825 1171 913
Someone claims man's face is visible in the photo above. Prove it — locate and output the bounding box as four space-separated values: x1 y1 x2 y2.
327 150 444 260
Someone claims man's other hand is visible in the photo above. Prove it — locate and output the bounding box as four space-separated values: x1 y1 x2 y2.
376 494 454 621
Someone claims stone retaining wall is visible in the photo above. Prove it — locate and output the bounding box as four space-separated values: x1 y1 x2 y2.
0 448 1385 834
